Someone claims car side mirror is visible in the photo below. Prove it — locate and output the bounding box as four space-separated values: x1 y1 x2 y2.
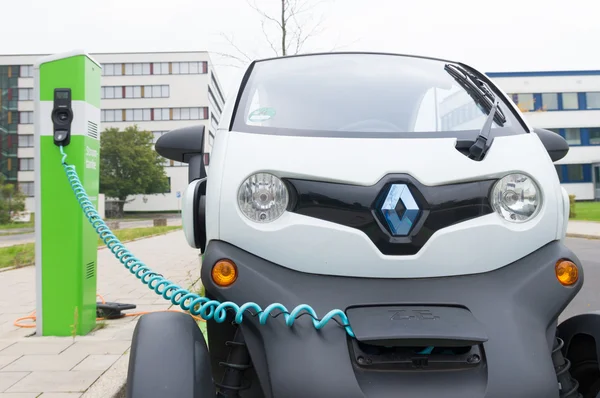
532 128 569 162
155 125 206 183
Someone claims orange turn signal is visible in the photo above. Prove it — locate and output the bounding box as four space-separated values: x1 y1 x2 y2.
555 259 579 286
212 259 238 287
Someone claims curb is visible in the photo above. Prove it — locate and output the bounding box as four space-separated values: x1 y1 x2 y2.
82 351 129 398
97 228 182 251
566 233 600 240
0 228 182 272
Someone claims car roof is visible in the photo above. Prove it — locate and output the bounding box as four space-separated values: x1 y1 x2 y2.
254 51 462 66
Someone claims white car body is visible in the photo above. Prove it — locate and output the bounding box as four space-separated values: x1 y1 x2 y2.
199 54 569 279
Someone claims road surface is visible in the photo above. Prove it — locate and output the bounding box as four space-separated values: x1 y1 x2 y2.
0 217 182 248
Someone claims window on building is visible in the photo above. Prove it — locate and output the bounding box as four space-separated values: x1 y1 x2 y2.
103 64 115 76
208 86 222 114
161 85 169 97
566 165 584 182
104 86 115 99
181 108 190 120
19 111 33 124
18 135 34 148
19 182 34 197
125 63 133 75
19 158 34 171
142 63 151 75
586 92 600 109
562 93 579 110
101 109 124 122
17 88 33 101
180 62 190 74
564 128 581 145
590 128 600 145
515 93 534 111
19 65 33 78
541 93 558 110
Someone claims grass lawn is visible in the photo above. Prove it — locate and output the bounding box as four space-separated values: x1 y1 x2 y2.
572 202 600 222
0 221 34 230
0 225 181 269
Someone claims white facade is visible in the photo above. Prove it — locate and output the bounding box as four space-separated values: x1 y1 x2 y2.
0 51 225 212
487 72 600 201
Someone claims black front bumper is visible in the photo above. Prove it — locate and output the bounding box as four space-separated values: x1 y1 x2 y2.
202 240 583 398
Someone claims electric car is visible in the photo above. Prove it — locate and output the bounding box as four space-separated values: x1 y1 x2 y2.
126 52 600 398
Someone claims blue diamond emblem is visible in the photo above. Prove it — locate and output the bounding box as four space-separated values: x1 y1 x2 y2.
379 184 421 236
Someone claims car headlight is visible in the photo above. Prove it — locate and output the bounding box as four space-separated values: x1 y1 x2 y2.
491 173 541 222
238 173 289 222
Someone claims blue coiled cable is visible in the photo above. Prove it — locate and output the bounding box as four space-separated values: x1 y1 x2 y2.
59 146 356 338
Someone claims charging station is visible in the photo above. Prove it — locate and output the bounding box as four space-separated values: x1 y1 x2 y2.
34 50 102 336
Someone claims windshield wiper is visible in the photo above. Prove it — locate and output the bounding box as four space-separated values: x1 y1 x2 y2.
444 64 506 160
468 98 499 161
444 64 506 127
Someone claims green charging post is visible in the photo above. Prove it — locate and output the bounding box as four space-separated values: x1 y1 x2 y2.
34 50 102 336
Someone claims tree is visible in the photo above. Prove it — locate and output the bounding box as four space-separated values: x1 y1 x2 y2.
99 125 170 217
0 174 26 224
215 0 341 69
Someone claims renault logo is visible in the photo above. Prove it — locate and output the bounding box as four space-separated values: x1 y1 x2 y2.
378 184 421 236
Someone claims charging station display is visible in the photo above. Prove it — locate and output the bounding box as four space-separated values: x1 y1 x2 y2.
34 51 102 336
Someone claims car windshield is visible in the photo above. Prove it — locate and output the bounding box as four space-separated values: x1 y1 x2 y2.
232 53 525 138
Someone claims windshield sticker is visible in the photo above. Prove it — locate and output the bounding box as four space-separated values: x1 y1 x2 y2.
248 107 276 122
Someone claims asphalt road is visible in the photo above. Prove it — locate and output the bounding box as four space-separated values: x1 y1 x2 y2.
0 218 182 248
561 237 600 322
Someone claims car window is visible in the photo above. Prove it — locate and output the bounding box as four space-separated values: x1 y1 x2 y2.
232 53 524 138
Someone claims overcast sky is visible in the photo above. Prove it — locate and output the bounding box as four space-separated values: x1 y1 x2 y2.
4 0 598 96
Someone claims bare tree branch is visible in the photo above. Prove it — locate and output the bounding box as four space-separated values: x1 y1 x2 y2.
289 6 326 54
260 19 280 56
216 0 343 68
246 0 283 29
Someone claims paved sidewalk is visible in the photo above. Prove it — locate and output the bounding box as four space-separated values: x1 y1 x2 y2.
0 230 201 397
567 220 600 239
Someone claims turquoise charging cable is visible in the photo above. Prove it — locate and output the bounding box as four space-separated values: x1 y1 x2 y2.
59 146 355 337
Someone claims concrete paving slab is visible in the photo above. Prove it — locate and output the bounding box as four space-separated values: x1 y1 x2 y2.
0 372 30 392
5 371 103 393
2 351 88 372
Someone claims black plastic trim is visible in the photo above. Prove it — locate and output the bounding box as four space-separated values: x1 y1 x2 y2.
202 239 583 398
155 125 205 163
286 174 496 255
192 179 207 251
346 305 489 347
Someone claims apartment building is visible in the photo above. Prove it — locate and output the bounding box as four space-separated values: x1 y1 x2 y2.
0 51 225 212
